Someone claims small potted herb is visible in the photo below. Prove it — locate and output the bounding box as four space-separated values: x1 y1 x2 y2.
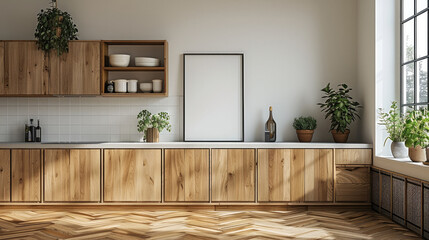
137 110 172 142
293 116 317 142
378 101 407 158
403 108 429 162
318 83 361 143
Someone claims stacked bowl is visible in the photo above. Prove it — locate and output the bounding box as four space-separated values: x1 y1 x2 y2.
109 54 130 67
135 57 160 67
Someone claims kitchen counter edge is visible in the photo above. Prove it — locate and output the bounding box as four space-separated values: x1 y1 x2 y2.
0 142 373 149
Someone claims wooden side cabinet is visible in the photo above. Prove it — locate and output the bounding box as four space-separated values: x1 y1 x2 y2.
104 149 161 202
212 149 255 202
49 41 101 95
44 149 101 202
11 149 41 202
0 150 10 202
165 149 209 202
2 41 46 95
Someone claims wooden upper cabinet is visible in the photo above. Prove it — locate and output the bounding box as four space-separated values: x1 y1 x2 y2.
212 149 255 202
2 41 46 95
304 149 333 202
0 42 4 95
44 149 101 202
11 149 41 202
0 150 10 202
258 149 305 202
335 149 372 165
104 149 161 202
49 41 101 95
165 149 209 202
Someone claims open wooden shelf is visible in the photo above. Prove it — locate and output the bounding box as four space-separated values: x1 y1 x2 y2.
101 92 168 97
103 67 165 71
101 40 168 97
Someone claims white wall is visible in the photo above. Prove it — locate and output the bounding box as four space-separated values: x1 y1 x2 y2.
0 0 368 142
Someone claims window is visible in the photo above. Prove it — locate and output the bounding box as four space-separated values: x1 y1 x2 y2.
401 0 429 112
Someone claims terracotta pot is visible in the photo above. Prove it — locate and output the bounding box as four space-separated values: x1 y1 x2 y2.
330 129 350 143
296 130 314 142
146 128 159 143
409 146 426 162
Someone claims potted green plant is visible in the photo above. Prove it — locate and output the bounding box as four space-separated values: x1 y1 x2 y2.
318 83 361 143
403 108 429 162
137 110 172 142
293 116 317 142
378 101 407 158
34 0 78 56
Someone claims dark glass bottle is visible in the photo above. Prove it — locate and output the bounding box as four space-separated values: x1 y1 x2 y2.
265 106 276 142
35 120 41 142
29 119 35 142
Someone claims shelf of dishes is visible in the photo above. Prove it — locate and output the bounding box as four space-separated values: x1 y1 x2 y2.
107 54 162 68
105 79 163 94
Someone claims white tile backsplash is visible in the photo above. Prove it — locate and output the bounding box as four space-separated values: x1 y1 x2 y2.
0 97 181 142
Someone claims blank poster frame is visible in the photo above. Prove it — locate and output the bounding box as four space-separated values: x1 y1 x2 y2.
183 53 244 142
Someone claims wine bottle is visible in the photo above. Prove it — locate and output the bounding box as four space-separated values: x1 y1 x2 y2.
35 120 41 142
265 106 276 142
29 119 35 142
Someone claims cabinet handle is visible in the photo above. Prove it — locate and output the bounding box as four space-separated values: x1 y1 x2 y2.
344 167 359 171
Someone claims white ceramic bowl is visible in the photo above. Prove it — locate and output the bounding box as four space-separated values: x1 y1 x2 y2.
135 57 160 67
135 62 160 67
140 83 153 93
109 54 130 67
114 79 128 93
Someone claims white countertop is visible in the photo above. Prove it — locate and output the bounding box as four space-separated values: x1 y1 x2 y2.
0 142 373 149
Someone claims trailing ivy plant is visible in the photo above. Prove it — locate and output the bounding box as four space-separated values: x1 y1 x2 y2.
34 0 78 56
378 101 406 145
137 110 172 140
293 116 317 130
403 108 429 148
318 83 361 133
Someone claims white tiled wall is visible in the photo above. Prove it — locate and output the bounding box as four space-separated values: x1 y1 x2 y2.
0 97 181 142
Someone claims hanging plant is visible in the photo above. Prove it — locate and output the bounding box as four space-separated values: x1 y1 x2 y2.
34 0 78 56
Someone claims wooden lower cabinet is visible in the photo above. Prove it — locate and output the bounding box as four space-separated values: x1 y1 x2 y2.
258 149 333 202
165 149 209 202
11 149 41 202
44 149 101 202
335 149 372 165
335 166 370 202
104 149 161 202
212 149 255 202
0 150 10 202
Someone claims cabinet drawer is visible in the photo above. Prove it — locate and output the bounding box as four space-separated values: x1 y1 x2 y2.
336 167 370 184
335 166 370 202
335 149 372 165
335 183 370 202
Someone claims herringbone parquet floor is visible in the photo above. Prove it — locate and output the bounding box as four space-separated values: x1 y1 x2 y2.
0 208 422 240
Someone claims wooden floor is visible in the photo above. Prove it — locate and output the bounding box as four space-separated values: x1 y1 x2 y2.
0 207 421 240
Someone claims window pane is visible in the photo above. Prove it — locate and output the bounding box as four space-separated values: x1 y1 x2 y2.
417 104 428 110
417 0 427 13
417 59 428 102
403 0 414 20
402 105 415 113
403 63 415 104
417 12 428 58
403 19 415 62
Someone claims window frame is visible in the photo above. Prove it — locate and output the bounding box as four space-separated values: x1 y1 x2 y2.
400 0 429 112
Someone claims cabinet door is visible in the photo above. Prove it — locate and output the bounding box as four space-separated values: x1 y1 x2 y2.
44 149 101 202
304 149 333 202
49 41 100 95
212 149 255 202
3 41 46 95
165 149 209 202
11 149 41 202
0 150 10 202
335 149 372 165
0 42 4 95
258 149 306 202
104 149 161 202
